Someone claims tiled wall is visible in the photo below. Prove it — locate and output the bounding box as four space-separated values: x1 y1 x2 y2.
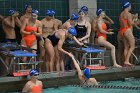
69 0 97 20
97 0 140 47
0 0 69 42
0 0 69 22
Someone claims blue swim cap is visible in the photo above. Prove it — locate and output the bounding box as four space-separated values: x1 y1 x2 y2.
81 6 88 12
122 1 131 9
32 9 39 15
46 9 53 16
29 69 39 76
25 4 31 10
9 9 16 16
83 68 91 78
51 10 55 15
96 9 103 16
70 13 79 20
78 9 87 14
68 27 77 36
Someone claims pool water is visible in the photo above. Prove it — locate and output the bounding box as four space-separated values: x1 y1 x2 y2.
12 79 140 93
43 79 140 93
44 86 140 93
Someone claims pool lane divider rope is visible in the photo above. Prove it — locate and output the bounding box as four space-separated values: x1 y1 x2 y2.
70 85 140 90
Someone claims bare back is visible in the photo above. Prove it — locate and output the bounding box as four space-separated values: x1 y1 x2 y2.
62 20 71 29
120 11 132 28
2 17 16 39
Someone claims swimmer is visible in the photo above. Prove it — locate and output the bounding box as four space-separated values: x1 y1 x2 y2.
22 69 42 93
96 8 121 68
71 57 98 86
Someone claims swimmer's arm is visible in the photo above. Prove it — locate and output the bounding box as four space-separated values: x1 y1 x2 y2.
15 17 21 28
39 81 43 92
57 35 71 56
20 19 31 35
71 57 83 81
79 22 91 41
20 16 24 23
3 17 15 28
127 13 136 26
22 83 30 93
35 21 42 36
135 25 140 30
72 36 83 46
97 20 110 34
0 15 4 21
58 21 63 29
104 15 114 24
53 22 58 30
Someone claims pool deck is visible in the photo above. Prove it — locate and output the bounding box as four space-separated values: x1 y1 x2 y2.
0 66 140 92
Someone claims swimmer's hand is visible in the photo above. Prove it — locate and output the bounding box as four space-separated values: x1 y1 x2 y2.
108 32 114 35
79 42 84 46
107 29 113 32
31 31 37 35
12 12 19 17
68 52 74 58
78 38 82 42
82 44 88 48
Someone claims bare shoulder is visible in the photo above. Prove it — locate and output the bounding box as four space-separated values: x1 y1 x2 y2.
58 29 65 37
3 17 8 22
38 80 42 83
41 18 45 22
85 20 91 27
20 15 24 19
62 20 70 29
55 19 62 23
36 19 40 22
23 81 32 88
127 12 132 17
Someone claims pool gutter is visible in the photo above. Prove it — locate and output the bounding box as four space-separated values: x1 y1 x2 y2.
0 66 140 92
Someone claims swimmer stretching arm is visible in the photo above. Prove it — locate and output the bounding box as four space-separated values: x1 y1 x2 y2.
71 57 98 85
71 57 83 81
57 35 74 58
104 14 114 24
14 12 21 28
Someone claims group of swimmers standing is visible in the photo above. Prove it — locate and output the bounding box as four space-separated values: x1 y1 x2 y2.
0 1 140 92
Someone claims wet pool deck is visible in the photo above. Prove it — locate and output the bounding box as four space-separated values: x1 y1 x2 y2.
0 66 140 92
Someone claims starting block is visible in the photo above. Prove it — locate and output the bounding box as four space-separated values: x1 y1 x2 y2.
86 65 106 70
75 47 105 66
0 43 42 76
13 70 29 76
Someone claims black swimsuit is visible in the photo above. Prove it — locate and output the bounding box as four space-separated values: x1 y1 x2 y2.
47 33 59 47
75 22 87 38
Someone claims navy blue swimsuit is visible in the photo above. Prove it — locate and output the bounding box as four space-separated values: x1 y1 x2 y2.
75 22 87 38
47 33 60 47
